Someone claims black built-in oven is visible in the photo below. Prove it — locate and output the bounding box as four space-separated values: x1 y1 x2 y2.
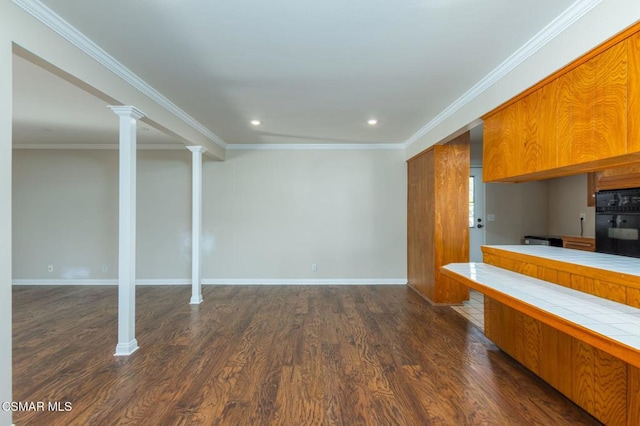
595 188 640 258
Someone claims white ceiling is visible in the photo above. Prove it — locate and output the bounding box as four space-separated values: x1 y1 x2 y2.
20 0 577 146
12 54 182 147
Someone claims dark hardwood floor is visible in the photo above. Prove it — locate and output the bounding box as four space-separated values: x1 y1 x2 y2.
12 285 600 425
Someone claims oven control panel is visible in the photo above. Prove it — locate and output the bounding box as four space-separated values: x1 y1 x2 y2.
595 188 640 213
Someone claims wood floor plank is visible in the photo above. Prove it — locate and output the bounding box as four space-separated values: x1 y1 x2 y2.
12 285 601 425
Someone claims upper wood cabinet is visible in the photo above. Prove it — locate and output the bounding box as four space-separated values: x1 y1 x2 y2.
629 31 640 153
559 42 628 167
483 105 519 181
594 40 627 158
561 55 596 167
483 24 639 182
521 88 543 174
538 80 560 171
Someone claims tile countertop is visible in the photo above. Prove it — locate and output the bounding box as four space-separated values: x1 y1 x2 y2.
484 245 640 277
443 262 640 351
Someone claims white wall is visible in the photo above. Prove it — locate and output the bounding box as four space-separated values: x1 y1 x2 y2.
0 27 12 426
12 149 194 281
547 174 595 237
12 150 118 280
483 174 596 243
12 148 407 283
469 124 483 167
136 150 191 279
203 149 406 280
485 181 550 245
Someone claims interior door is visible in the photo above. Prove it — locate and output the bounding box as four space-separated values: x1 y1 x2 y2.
469 167 486 262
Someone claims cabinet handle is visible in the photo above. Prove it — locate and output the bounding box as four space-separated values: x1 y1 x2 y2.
566 242 592 247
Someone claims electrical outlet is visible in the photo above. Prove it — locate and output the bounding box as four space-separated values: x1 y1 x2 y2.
47 265 54 272
579 213 586 220
102 265 108 273
311 263 317 272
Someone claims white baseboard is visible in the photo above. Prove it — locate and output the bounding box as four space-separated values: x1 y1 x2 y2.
202 278 407 285
12 279 118 285
12 278 407 286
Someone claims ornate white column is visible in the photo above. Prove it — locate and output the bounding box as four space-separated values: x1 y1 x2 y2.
109 106 145 356
187 146 206 304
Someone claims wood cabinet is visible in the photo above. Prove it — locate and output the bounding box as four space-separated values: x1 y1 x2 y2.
484 297 633 426
594 41 628 159
594 163 640 191
407 133 470 304
538 80 561 171
629 31 640 153
483 23 639 183
478 246 640 425
443 250 640 425
483 106 517 181
561 40 628 167
521 89 543 174
483 88 550 181
560 55 595 167
561 235 595 252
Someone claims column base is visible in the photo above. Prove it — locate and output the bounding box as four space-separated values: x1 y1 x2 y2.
114 339 139 356
190 295 204 305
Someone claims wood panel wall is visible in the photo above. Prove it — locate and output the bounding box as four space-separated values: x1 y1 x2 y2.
407 132 470 304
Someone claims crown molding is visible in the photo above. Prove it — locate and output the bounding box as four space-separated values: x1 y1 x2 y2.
12 143 185 150
12 0 228 149
227 143 405 150
14 142 405 151
402 0 603 149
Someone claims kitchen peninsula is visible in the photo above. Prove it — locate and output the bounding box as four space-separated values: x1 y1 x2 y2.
442 245 640 426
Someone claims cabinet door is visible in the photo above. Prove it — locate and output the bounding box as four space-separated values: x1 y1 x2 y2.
555 72 574 168
521 90 542 174
483 103 521 181
538 81 559 171
564 56 596 166
483 109 507 181
594 40 627 159
628 31 640 153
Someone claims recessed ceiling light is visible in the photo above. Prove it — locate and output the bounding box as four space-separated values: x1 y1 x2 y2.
250 120 261 126
367 119 378 126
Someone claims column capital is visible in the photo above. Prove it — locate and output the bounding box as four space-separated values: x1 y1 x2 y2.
186 145 207 154
108 105 145 120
